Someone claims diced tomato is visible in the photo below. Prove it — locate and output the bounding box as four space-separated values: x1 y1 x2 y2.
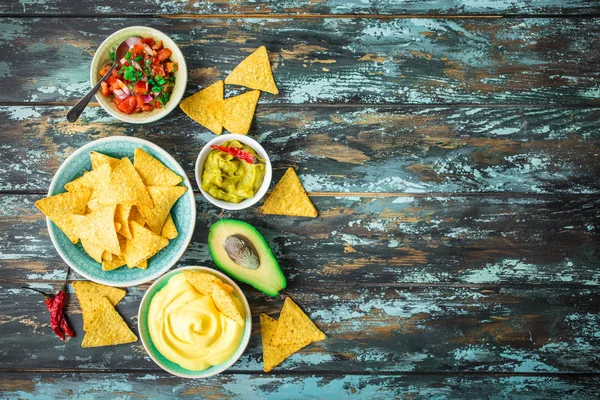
156 48 172 62
142 38 154 47
112 96 122 106
135 95 145 110
152 40 163 51
132 44 145 55
100 81 110 96
106 75 117 86
165 62 177 73
134 81 148 95
100 64 111 77
142 104 154 112
152 64 165 77
116 96 137 114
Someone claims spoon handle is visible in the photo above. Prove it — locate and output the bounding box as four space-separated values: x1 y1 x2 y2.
66 64 115 123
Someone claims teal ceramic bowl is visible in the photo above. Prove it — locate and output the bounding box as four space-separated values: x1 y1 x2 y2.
138 266 252 378
47 136 196 287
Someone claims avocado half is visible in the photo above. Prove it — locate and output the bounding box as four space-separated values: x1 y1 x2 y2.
208 219 286 297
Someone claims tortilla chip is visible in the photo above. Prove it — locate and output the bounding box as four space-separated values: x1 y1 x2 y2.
260 314 310 372
184 270 233 296
114 204 132 240
90 151 119 170
123 221 169 268
262 168 317 217
81 238 104 263
220 90 260 135
81 296 137 348
128 206 146 226
102 256 126 271
161 213 178 239
98 157 152 208
180 80 224 135
72 281 126 331
136 259 148 270
270 297 326 347
137 186 187 235
211 281 244 327
71 205 121 255
133 148 183 186
35 189 92 243
102 251 113 261
224 46 279 95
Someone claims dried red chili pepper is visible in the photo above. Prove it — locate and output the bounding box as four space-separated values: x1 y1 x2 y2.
211 145 265 165
23 269 75 341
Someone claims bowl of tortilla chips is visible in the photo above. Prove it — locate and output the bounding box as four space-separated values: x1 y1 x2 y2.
37 136 196 287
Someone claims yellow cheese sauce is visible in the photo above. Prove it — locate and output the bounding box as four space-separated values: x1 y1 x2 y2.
148 273 244 371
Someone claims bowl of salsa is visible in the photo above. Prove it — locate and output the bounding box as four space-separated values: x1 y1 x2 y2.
90 26 187 124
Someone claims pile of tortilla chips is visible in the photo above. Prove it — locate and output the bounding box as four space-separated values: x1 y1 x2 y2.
36 148 186 271
183 270 245 327
262 168 318 218
260 297 326 372
73 281 137 348
180 46 278 135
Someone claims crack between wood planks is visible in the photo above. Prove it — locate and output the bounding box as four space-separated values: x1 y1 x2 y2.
0 368 599 377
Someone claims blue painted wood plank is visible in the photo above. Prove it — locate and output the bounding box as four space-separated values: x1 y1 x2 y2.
1 106 599 194
1 0 598 16
1 372 600 399
1 284 599 372
0 18 599 105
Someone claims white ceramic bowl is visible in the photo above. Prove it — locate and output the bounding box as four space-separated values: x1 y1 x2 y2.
138 266 252 378
195 134 272 210
90 26 188 124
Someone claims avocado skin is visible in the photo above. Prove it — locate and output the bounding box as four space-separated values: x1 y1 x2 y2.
208 219 286 297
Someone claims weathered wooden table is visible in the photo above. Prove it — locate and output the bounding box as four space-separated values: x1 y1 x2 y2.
1 1 599 398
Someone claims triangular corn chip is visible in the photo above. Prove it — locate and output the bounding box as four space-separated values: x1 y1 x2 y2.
161 213 178 239
102 251 113 262
81 296 137 348
72 281 126 331
123 221 169 268
137 186 186 235
71 205 121 255
35 189 92 243
270 297 326 347
184 270 233 296
262 168 317 217
220 90 260 135
133 148 183 186
260 313 310 372
90 151 119 170
225 46 279 94
135 259 148 270
128 206 146 226
98 157 152 208
180 80 224 134
211 281 244 327
81 238 104 263
102 256 126 271
114 204 132 240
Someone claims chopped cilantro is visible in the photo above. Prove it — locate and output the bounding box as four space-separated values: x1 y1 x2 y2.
122 66 137 82
110 52 115 62
125 52 131 61
158 92 170 107
134 55 143 62
152 86 162 93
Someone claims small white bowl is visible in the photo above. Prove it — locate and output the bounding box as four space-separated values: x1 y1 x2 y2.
90 26 188 124
195 134 272 210
138 266 252 378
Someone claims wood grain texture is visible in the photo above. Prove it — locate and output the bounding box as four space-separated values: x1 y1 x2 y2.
1 0 599 16
1 18 600 105
1 106 599 194
2 283 600 372
1 372 599 399
1 194 598 286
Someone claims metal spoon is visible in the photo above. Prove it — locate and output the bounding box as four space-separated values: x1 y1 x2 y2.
67 40 130 123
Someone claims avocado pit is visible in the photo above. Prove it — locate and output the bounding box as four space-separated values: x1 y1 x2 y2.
223 235 260 270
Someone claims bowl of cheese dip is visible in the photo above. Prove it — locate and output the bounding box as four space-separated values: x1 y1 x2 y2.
138 266 252 378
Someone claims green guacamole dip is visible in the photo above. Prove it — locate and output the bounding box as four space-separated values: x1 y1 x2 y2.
202 140 266 203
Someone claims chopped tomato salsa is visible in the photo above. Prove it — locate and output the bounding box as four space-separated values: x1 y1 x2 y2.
100 36 177 114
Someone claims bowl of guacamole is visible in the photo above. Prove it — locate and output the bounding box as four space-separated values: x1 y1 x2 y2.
195 134 272 210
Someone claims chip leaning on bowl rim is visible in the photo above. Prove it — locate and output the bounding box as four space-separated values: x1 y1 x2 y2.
45 136 196 287
90 26 188 124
